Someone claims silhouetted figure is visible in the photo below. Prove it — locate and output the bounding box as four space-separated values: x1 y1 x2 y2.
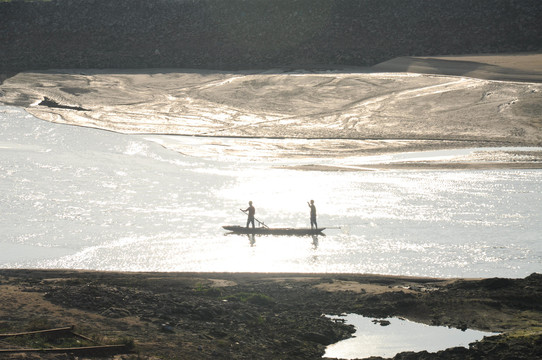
242 201 256 228
308 200 317 229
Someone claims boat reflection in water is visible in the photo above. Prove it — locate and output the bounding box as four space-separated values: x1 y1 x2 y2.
223 227 324 248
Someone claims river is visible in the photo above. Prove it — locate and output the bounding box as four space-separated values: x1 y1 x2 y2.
1 105 541 277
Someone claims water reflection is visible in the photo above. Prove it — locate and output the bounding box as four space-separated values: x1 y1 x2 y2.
312 235 319 249
248 234 256 247
324 314 499 359
236 233 321 249
2 106 541 277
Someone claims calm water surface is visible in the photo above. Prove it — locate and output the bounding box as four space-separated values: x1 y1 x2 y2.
324 314 499 359
1 106 541 277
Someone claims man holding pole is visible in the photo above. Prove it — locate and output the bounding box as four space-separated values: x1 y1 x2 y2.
242 201 256 228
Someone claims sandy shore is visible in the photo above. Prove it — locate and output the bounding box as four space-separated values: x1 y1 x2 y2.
1 52 541 170
372 52 542 83
0 270 541 359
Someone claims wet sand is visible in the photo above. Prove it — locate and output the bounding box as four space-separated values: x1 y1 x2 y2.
1 52 542 170
0 270 541 359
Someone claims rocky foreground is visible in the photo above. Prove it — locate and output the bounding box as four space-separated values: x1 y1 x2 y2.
0 270 541 359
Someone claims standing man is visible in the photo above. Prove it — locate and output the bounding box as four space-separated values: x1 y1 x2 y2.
308 200 317 229
242 201 256 228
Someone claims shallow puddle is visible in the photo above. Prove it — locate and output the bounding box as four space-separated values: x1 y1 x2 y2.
324 314 499 359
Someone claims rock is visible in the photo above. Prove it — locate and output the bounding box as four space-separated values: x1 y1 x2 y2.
160 323 175 333
101 306 132 318
301 332 334 345
372 319 391 326
479 277 515 290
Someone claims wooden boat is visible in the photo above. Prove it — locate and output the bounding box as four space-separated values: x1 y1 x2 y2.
223 225 325 236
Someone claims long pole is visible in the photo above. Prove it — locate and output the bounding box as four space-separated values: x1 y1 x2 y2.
240 209 269 228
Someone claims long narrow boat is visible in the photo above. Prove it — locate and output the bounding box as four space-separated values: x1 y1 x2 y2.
223 225 325 236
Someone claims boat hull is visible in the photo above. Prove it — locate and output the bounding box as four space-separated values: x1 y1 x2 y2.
223 225 324 236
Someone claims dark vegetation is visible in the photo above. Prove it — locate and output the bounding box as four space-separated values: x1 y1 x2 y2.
1 270 541 359
1 0 542 72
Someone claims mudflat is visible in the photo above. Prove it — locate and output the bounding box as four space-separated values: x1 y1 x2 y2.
0 269 541 359
1 53 541 171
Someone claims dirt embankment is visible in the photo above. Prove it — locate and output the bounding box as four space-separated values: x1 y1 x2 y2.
1 0 542 72
0 270 541 359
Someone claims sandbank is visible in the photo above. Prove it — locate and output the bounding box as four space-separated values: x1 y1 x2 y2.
1 52 541 170
372 52 542 83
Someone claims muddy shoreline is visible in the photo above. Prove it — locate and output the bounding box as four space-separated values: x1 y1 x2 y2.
2 54 541 167
1 269 540 359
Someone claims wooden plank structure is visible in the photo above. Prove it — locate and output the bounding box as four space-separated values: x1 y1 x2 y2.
0 326 75 339
0 344 130 355
0 325 131 356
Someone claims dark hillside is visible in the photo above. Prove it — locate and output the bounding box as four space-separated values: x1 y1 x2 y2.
1 0 541 71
